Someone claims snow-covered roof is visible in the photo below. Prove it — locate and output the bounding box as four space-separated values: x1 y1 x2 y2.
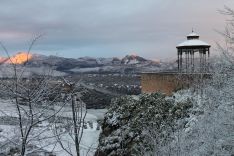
177 39 210 47
177 31 210 48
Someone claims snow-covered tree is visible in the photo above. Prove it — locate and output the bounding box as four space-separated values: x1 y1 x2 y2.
0 35 66 156
53 80 88 156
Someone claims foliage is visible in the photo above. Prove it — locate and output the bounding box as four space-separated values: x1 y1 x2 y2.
96 93 192 156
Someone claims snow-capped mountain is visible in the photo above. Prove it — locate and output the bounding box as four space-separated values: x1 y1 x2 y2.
0 52 33 64
121 55 148 64
0 52 177 75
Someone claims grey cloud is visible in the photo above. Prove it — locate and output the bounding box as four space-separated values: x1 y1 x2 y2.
0 0 233 59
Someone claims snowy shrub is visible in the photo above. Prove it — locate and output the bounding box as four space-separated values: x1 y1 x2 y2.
96 93 193 156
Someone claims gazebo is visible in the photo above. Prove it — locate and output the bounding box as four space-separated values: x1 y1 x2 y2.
176 31 211 73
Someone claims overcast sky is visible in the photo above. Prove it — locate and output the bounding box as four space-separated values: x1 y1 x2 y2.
0 0 233 59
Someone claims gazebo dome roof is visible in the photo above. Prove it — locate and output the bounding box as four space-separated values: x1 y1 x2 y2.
177 31 210 48
177 40 210 47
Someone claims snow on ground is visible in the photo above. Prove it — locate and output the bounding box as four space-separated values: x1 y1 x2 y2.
0 99 18 117
69 66 116 73
0 65 67 78
0 99 107 156
87 109 107 120
70 67 101 73
0 125 16 142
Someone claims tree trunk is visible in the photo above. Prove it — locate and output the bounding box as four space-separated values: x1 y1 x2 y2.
21 138 26 156
72 94 80 156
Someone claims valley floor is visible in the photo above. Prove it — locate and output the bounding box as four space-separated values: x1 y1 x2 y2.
0 99 107 156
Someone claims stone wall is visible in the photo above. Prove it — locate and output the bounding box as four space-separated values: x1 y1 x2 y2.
141 73 211 95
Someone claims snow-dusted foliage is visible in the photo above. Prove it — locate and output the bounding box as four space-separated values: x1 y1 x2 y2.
96 93 192 156
164 61 234 156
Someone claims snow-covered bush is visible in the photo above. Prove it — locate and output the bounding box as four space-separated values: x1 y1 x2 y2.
96 93 193 156
164 60 234 156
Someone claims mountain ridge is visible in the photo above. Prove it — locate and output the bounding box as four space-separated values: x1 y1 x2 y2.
0 52 177 75
0 52 158 65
